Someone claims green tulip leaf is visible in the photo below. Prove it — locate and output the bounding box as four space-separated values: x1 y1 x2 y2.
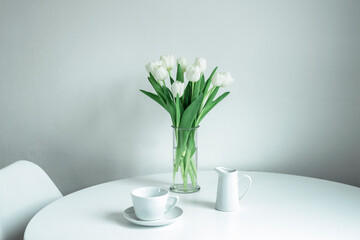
176 93 203 148
175 96 181 127
204 86 219 107
198 74 205 93
193 77 202 101
179 99 184 115
140 90 167 111
180 93 203 129
196 91 229 125
176 64 184 83
148 73 167 102
202 66 218 94
163 86 174 103
182 82 192 108
167 100 176 126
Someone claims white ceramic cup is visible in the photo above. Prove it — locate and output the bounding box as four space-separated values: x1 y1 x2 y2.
131 187 179 221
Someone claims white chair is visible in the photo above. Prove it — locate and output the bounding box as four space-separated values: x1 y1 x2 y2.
0 160 63 240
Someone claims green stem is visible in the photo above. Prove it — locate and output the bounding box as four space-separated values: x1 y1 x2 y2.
200 86 215 108
190 158 197 178
173 129 198 191
195 86 216 126
189 166 197 188
180 159 185 179
182 157 187 190
191 82 195 102
184 149 192 177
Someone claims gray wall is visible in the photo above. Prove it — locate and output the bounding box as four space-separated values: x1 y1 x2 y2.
1 0 359 195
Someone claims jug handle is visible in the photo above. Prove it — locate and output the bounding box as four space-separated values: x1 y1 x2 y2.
238 174 252 200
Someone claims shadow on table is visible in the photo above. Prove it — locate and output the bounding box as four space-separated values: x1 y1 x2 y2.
103 212 176 229
103 212 143 229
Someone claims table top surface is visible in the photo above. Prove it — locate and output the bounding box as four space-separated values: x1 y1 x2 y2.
24 171 360 240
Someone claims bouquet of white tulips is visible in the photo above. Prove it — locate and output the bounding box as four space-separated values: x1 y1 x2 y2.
141 55 233 192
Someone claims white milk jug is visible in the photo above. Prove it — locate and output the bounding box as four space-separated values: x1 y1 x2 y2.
214 167 252 212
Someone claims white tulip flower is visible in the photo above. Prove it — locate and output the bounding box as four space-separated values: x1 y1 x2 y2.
145 60 164 73
177 57 188 72
194 57 207 73
160 54 175 71
186 64 201 82
153 65 168 82
211 72 225 86
221 72 234 87
171 81 185 98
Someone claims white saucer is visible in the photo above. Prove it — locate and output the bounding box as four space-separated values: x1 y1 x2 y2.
123 206 183 227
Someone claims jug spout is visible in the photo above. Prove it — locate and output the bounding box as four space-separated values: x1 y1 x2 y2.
214 167 238 176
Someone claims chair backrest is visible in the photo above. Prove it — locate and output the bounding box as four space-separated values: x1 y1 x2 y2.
0 160 63 240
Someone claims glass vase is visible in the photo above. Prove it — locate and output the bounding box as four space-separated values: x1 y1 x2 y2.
170 126 200 193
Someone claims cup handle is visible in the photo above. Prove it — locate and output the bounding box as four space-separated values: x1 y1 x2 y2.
238 174 252 200
165 195 179 213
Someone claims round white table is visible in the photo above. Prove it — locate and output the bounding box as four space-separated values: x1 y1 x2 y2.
24 171 360 240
